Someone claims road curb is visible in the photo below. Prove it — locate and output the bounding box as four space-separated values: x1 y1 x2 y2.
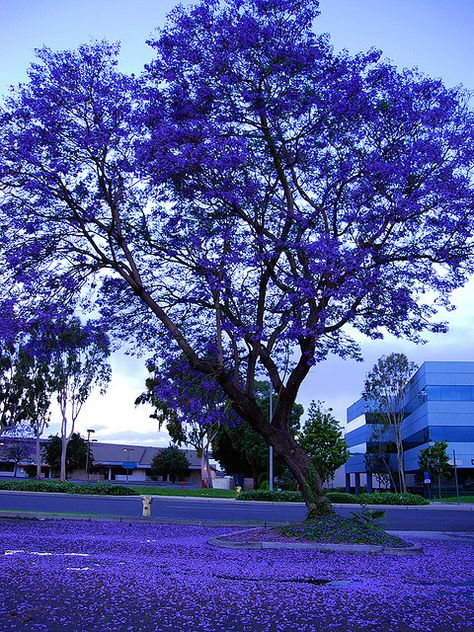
208 527 424 555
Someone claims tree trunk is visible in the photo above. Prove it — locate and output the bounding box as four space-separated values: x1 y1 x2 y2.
35 431 42 479
396 445 407 493
265 427 333 518
218 374 332 518
200 444 213 489
60 434 68 482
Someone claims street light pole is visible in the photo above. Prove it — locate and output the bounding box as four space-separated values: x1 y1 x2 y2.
123 448 134 483
86 429 95 481
269 381 273 492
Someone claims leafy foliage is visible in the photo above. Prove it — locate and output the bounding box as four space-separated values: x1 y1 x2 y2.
212 382 303 485
358 492 428 506
42 317 111 482
0 310 52 437
236 488 303 502
280 515 410 548
43 433 89 476
364 354 418 493
326 491 358 504
0 479 134 495
298 401 349 483
137 352 228 487
150 446 191 482
418 441 451 480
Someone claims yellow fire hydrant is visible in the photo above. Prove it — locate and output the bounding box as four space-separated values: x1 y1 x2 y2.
141 495 152 517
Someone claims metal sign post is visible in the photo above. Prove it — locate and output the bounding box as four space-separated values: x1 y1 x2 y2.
453 450 460 505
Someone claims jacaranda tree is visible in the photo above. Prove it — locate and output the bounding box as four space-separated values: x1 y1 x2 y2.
1 0 474 516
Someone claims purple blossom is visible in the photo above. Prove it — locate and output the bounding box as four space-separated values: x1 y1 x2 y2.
0 519 472 631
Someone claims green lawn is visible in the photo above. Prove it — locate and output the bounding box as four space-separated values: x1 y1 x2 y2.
128 486 237 499
436 495 474 504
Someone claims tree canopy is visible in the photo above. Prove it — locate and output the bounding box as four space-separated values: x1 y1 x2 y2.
298 401 348 484
1 0 474 515
418 441 451 481
150 446 190 482
0 308 52 437
43 432 89 476
363 353 418 493
212 381 303 486
137 353 228 487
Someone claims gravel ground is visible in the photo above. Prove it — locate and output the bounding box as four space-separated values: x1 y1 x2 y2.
0 518 473 632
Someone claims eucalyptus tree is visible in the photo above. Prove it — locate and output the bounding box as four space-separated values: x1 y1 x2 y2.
1 0 474 515
0 305 52 456
364 354 418 493
44 318 111 482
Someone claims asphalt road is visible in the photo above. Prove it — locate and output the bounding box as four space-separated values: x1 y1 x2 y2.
0 491 473 531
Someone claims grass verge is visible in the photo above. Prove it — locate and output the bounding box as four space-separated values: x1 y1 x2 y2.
438 495 474 504
128 486 236 498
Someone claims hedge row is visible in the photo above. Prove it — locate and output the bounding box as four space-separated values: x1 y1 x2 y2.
0 480 135 495
0 480 428 504
236 488 427 505
236 489 303 502
359 492 428 506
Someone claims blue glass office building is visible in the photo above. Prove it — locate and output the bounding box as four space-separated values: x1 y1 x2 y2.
345 362 474 491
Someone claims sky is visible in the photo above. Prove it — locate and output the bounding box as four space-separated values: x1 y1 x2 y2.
1 0 473 446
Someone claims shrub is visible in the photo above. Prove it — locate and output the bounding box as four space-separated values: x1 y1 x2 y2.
236 489 303 502
358 492 428 506
0 480 135 495
280 515 410 548
326 491 358 504
259 480 270 490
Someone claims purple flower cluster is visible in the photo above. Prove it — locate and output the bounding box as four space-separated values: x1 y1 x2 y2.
0 519 472 631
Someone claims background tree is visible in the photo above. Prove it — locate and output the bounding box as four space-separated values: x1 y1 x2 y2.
418 441 451 499
0 329 48 438
298 402 349 485
150 446 190 483
212 420 269 488
1 429 33 478
44 318 111 482
43 432 89 478
0 311 53 477
1 1 474 516
364 425 398 490
137 352 229 488
212 382 303 487
363 354 417 493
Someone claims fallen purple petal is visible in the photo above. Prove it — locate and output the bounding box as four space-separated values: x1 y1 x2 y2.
0 519 472 631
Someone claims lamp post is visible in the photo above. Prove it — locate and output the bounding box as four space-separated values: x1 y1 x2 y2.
269 381 274 492
85 429 95 481
123 448 134 483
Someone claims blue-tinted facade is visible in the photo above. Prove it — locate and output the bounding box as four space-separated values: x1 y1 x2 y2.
345 362 474 486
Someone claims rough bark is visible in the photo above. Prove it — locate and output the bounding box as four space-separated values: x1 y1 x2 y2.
250 421 333 518
60 433 68 482
200 443 213 489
